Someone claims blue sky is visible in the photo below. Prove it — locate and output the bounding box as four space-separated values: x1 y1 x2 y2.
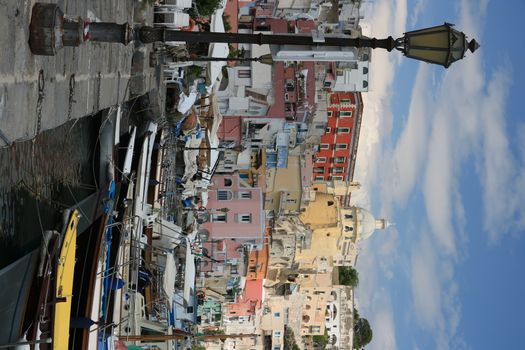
352 0 525 349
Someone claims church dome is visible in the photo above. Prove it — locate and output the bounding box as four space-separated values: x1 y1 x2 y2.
353 207 389 241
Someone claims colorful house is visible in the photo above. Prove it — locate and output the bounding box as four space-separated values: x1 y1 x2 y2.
201 173 265 242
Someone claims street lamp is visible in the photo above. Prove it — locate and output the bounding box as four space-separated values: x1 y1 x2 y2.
184 144 246 152
402 23 480 68
29 3 479 68
174 54 274 65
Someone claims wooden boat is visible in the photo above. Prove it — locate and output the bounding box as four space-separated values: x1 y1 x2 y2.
13 210 79 350
52 210 80 350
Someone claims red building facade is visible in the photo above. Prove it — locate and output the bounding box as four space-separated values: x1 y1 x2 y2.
313 92 363 182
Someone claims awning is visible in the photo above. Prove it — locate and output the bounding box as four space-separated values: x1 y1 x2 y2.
207 7 229 91
163 253 176 306
183 243 196 304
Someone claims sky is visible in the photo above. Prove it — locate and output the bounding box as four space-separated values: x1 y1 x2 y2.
351 0 525 349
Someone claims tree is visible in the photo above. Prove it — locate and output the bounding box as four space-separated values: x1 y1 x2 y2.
227 45 246 59
223 15 232 32
188 0 222 18
312 330 329 350
284 326 299 350
338 266 359 287
353 318 373 349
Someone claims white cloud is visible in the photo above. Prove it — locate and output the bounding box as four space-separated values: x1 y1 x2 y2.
371 303 398 350
355 0 523 348
356 244 399 350
354 0 409 209
410 235 443 331
380 64 432 211
477 68 525 242
355 228 402 350
410 0 426 27
410 233 465 350
422 109 457 255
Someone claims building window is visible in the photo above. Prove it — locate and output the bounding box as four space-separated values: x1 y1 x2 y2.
217 190 233 200
237 214 252 223
345 214 353 219
284 93 289 101
340 111 353 117
327 111 333 117
315 176 324 181
363 80 369 88
333 157 345 164
224 178 232 187
212 213 227 223
335 144 348 150
336 127 350 133
314 167 325 174
332 168 344 174
238 191 252 199
345 226 354 232
238 69 251 78
315 123 325 130
363 67 369 74
316 157 326 163
310 326 321 333
320 144 329 150
274 312 281 317
332 176 343 181
340 99 351 104
327 201 334 206
325 127 331 133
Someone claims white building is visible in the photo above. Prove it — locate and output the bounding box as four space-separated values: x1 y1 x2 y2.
325 286 354 349
216 34 274 117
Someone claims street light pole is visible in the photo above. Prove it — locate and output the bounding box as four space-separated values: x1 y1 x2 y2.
184 145 245 152
29 3 479 68
174 54 274 65
138 27 399 51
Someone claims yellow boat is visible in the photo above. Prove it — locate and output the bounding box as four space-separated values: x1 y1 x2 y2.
53 209 80 350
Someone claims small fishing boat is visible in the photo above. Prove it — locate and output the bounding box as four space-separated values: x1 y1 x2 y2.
52 210 80 350
16 210 80 350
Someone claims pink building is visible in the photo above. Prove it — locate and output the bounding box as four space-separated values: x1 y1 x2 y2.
201 173 265 241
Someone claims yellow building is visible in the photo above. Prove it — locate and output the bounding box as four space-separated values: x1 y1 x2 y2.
265 155 303 214
298 273 334 336
296 181 389 269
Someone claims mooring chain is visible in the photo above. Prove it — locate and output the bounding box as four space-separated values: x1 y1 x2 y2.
35 69 45 137
67 74 76 122
95 71 102 112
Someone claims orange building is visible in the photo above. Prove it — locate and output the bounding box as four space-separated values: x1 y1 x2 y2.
246 231 270 280
226 279 264 316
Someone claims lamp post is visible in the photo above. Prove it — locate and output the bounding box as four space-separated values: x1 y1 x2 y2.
29 3 479 68
184 144 246 152
174 54 274 65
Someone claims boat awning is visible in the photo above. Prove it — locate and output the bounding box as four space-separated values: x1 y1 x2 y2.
163 253 176 306
207 7 229 91
183 244 196 304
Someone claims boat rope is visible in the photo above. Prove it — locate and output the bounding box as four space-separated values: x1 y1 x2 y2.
64 183 90 226
35 201 54 317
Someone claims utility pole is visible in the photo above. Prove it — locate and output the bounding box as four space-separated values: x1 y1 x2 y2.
120 333 259 342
